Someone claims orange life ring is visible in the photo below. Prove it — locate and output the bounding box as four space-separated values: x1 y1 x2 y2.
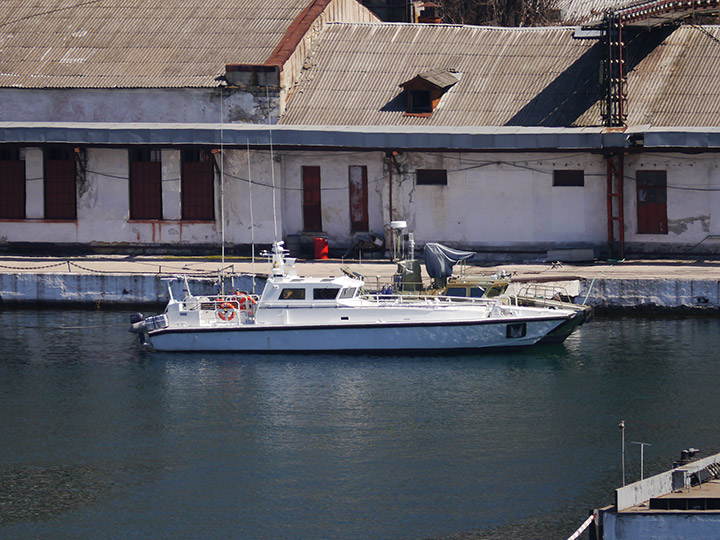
237 294 257 310
217 301 236 321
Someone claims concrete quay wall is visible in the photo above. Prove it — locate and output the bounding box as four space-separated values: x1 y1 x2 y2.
580 278 720 310
0 273 259 307
1 271 720 311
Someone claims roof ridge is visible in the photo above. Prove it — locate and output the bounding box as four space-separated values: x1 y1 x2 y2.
324 21 579 31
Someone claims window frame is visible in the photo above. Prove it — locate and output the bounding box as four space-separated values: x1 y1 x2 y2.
181 148 215 221
416 169 448 186
0 147 25 219
44 146 77 220
129 147 163 220
553 170 585 187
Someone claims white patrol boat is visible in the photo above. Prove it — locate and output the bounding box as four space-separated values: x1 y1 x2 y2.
129 242 582 352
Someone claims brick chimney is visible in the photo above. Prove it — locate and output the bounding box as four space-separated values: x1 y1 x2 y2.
417 2 442 24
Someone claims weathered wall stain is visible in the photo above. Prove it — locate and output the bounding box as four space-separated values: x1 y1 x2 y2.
667 215 710 235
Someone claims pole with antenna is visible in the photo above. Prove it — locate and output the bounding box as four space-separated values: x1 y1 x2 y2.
247 139 256 294
266 86 278 244
219 86 226 294
619 420 626 486
631 441 652 480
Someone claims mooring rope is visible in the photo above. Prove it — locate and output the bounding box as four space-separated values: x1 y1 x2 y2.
566 514 595 540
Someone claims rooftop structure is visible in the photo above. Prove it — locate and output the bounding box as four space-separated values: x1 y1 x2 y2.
595 450 720 539
281 21 720 127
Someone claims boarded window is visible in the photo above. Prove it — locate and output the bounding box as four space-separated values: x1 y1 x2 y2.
0 148 25 219
45 147 77 220
302 166 322 231
349 165 368 233
553 170 584 187
182 149 214 221
637 170 667 234
416 169 447 186
130 148 162 220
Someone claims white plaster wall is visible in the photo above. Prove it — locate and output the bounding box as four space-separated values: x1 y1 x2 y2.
218 149 281 245
0 147 281 247
24 148 44 219
624 153 720 248
161 149 182 220
391 152 607 249
0 87 278 124
280 151 385 245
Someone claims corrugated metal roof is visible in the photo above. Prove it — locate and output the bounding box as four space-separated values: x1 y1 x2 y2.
555 0 628 24
626 26 720 126
281 23 604 127
0 0 313 88
281 22 720 128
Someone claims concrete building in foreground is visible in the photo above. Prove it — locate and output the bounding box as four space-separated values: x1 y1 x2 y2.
3 0 720 258
593 449 720 539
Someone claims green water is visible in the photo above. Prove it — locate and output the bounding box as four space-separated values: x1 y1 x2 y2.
1 311 719 539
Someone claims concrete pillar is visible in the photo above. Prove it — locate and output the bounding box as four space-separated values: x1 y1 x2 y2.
24 147 44 219
162 149 181 220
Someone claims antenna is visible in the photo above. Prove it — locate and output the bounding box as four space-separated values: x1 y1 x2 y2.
267 86 278 243
220 86 225 294
619 420 626 486
247 139 256 294
631 441 652 480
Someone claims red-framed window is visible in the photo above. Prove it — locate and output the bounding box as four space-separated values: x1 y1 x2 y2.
130 148 163 220
0 148 25 219
44 147 77 220
182 149 215 221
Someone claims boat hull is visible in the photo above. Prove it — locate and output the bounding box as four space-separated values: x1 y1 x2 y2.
147 315 576 352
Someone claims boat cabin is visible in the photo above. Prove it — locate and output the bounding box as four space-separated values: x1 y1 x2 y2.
261 276 363 305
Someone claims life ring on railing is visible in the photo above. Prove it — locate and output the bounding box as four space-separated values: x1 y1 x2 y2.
237 294 257 311
217 301 237 321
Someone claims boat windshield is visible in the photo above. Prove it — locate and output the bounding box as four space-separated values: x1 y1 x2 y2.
339 287 358 299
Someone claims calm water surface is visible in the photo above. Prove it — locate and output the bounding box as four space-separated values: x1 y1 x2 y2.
1 310 720 540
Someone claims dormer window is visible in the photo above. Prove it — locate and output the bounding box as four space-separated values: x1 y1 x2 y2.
409 90 432 113
399 69 459 117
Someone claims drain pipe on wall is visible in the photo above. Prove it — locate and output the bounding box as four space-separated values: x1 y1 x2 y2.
385 151 401 255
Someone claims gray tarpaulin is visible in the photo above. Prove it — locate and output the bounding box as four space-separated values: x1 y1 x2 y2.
423 243 475 278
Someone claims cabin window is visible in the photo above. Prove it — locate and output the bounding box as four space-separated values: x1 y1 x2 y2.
445 287 466 297
313 288 340 300
0 147 25 219
130 148 163 220
469 287 486 298
416 169 447 186
553 170 584 187
279 288 306 300
339 287 358 299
